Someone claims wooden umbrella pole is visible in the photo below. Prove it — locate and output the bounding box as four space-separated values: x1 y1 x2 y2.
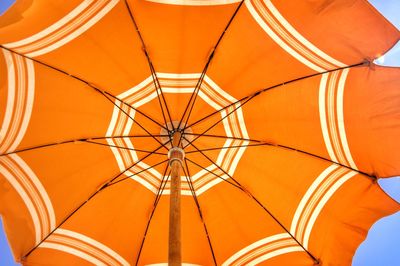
168 132 183 265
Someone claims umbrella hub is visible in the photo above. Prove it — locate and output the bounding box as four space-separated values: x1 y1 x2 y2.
168 147 185 166
160 121 193 149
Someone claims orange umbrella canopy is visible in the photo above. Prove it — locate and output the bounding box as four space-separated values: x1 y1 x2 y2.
0 0 399 265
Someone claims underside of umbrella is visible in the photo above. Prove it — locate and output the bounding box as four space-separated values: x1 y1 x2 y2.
0 0 399 265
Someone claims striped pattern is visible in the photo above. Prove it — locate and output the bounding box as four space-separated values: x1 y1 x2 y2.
0 49 35 154
190 164 230 196
40 228 129 266
3 0 119 57
119 166 227 196
290 164 357 248
222 233 303 265
319 69 357 169
0 154 55 245
246 0 346 72
106 73 248 196
147 0 241 5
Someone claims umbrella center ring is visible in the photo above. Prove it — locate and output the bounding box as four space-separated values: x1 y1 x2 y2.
160 121 193 149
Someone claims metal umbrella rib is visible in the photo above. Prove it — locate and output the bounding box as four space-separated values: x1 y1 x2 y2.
184 61 368 131
183 137 319 264
177 0 245 138
184 136 377 181
181 159 218 266
135 164 171 266
21 143 166 260
0 45 170 146
123 0 174 132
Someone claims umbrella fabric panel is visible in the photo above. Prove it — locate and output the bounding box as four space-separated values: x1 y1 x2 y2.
206 0 400 99
0 0 151 96
239 65 400 178
197 181 315 265
0 49 113 153
238 72 324 159
226 145 399 265
206 3 321 100
228 145 335 228
0 49 37 154
0 141 119 261
0 169 37 261
343 65 400 178
0 1 84 42
269 0 400 63
129 0 241 74
24 181 155 265
308 174 399 265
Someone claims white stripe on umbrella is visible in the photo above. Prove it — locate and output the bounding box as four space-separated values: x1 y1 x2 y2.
0 50 55 244
106 73 249 196
319 69 358 168
222 233 303 266
336 69 357 170
290 164 357 248
303 170 356 248
0 154 55 244
0 50 35 154
246 0 346 72
41 228 129 266
4 0 120 57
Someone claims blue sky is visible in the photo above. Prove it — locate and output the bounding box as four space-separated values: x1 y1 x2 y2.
0 1 399 265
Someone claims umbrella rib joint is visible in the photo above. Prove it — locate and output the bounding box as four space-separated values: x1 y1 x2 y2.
168 132 185 265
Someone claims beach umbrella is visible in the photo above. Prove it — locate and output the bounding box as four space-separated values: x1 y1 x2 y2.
0 0 399 265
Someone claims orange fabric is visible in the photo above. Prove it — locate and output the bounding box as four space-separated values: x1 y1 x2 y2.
0 0 399 265
241 65 400 178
